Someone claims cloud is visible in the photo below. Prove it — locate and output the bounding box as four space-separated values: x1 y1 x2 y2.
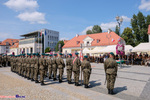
4 0 47 24
121 16 131 22
100 22 117 31
17 12 47 24
0 33 15 41
139 0 150 11
79 26 93 35
60 37 69 40
4 0 38 11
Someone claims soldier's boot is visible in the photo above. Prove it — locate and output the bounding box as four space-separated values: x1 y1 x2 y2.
27 77 31 80
41 81 45 86
35 80 40 83
31 78 34 81
49 77 52 79
85 84 89 88
75 82 79 86
53 78 57 81
59 79 62 83
110 89 114 95
108 89 111 94
68 81 71 84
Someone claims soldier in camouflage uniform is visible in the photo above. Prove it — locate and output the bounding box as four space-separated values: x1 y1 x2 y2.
39 53 46 85
18 55 22 76
26 54 31 80
21 54 25 77
0 54 2 67
44 54 49 78
66 54 73 84
30 53 36 81
104 52 118 95
52 54 58 81
81 55 92 88
34 53 40 83
23 54 27 78
72 52 81 86
2 55 7 67
48 54 52 79
56 53 65 83
10 55 14 71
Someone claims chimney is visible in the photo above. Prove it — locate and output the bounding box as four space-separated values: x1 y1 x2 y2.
76 34 79 37
108 29 112 34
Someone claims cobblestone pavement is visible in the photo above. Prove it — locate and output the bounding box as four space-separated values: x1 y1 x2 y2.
0 63 150 100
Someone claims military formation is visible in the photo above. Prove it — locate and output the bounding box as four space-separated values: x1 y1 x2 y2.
0 52 118 94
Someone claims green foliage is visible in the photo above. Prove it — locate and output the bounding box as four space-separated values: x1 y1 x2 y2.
121 27 135 47
115 25 120 36
92 25 102 33
45 47 51 53
131 11 149 46
55 40 64 52
86 30 93 34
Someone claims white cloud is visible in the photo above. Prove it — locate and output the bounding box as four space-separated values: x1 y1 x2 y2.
17 12 47 24
121 16 131 22
0 33 15 41
100 22 117 31
4 0 38 11
60 37 69 40
139 0 150 11
79 26 93 35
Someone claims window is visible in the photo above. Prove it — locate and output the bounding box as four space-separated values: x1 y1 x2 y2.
87 41 89 44
48 42 49 46
77 41 80 44
97 39 100 43
48 35 49 40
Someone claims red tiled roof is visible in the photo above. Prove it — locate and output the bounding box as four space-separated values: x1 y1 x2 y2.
63 32 123 48
148 25 150 35
64 40 69 44
0 38 19 46
10 42 19 49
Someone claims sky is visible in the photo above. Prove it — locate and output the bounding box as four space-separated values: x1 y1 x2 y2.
0 0 150 41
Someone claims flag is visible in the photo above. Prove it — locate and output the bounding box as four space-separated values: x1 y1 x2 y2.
80 49 83 62
112 38 115 42
118 37 121 42
45 30 47 36
40 31 43 36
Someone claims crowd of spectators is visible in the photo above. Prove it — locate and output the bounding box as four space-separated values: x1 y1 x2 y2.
88 52 150 67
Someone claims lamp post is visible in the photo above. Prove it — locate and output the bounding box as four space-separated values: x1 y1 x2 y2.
116 16 123 36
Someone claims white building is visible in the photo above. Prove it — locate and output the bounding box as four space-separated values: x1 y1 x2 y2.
19 29 59 54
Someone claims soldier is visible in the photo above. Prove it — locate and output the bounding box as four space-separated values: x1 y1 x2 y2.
34 53 40 83
2 55 7 67
104 52 118 95
39 53 46 85
26 54 31 80
66 54 73 84
23 54 27 78
0 54 2 67
47 54 52 79
52 54 58 81
72 52 81 86
21 54 25 76
18 55 22 76
81 55 92 88
30 53 36 81
56 53 65 83
10 55 14 71
44 54 49 78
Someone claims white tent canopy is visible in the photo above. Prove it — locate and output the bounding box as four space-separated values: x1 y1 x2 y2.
124 45 133 54
98 45 116 54
132 43 150 52
90 46 106 53
83 48 90 53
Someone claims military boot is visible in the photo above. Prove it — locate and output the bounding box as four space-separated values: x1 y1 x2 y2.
31 78 34 81
35 80 40 83
108 89 111 94
110 89 114 95
41 81 45 86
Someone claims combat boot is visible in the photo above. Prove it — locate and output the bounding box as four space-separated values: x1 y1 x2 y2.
76 82 79 86
110 89 114 95
59 79 62 83
108 89 111 94
31 78 34 81
49 77 52 79
53 78 57 81
35 80 40 83
41 81 45 86
68 81 71 84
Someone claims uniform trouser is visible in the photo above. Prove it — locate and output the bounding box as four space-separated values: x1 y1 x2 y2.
34 68 39 81
30 67 34 79
48 67 52 78
83 71 90 85
106 74 116 89
73 71 80 83
40 69 45 82
52 66 57 79
58 68 64 80
27 67 31 78
23 67 27 77
67 69 72 81
45 66 48 76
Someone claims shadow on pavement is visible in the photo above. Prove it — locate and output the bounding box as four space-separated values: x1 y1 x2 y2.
114 86 127 94
89 80 101 88
119 65 132 69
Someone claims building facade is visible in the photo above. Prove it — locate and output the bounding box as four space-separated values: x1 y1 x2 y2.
19 29 59 54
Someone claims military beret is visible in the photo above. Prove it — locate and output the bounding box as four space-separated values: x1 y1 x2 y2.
45 54 49 56
84 55 88 58
33 53 36 55
109 52 115 56
75 52 79 55
69 54 72 56
49 54 52 57
42 53 45 56
54 54 57 56
59 53 63 55
0 54 2 55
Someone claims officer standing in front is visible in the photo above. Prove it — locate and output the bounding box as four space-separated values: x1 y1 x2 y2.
81 55 92 88
104 52 118 95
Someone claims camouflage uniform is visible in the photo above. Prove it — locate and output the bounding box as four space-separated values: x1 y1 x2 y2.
30 56 36 81
34 56 39 83
52 57 57 80
56 57 65 82
47 57 52 79
26 57 31 79
23 57 27 77
66 57 73 83
0 55 2 67
104 57 118 94
39 57 46 85
18 56 22 75
44 57 48 77
81 59 92 88
72 57 81 86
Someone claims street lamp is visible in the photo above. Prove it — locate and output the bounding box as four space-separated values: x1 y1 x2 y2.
116 16 123 35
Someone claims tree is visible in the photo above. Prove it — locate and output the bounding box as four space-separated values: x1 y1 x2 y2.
131 12 149 46
115 25 120 36
121 27 135 46
92 25 102 33
86 30 93 34
45 47 51 53
55 40 64 52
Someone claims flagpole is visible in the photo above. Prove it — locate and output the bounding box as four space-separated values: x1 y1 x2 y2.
41 30 42 54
